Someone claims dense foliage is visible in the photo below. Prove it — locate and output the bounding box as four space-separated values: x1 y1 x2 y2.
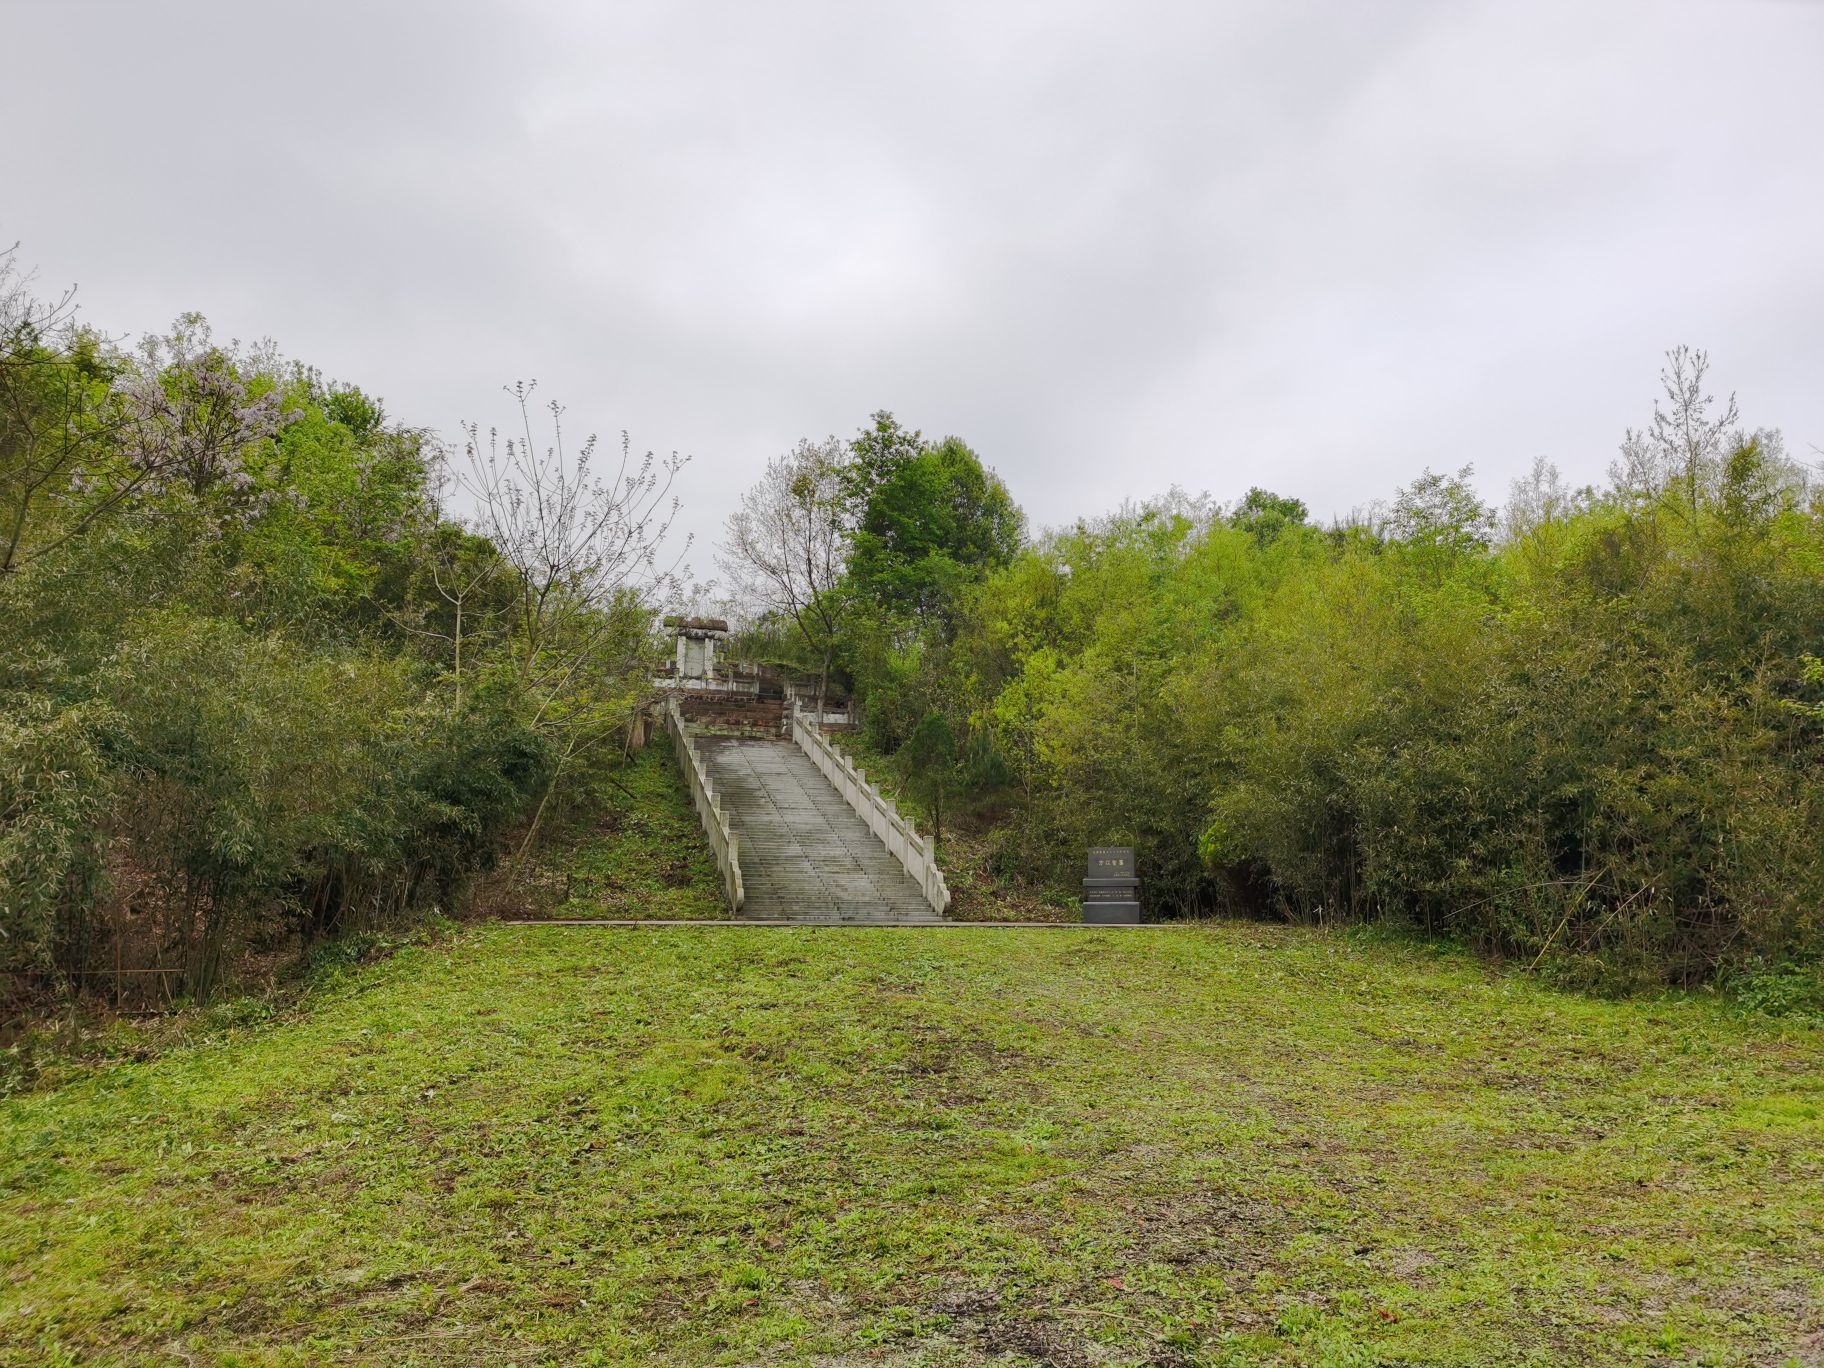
10 234 1817 1004
767 356 1823 986
1 255 660 1006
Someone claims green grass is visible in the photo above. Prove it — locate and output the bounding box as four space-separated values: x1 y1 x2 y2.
3 924 1822 1365
520 733 725 921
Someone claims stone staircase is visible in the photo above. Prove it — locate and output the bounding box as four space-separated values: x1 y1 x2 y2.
698 737 944 923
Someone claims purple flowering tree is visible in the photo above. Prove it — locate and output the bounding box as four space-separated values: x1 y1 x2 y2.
121 313 293 508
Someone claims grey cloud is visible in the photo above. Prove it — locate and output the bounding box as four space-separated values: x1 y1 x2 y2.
4 0 1820 578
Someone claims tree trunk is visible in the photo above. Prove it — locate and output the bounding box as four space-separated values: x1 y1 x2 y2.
515 763 562 868
506 737 571 885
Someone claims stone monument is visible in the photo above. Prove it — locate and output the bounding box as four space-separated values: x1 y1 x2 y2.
1082 846 1141 924
667 616 729 683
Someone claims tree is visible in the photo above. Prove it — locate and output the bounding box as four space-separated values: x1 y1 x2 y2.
121 315 293 503
1612 345 1740 511
902 707 960 845
847 435 1023 632
843 409 923 526
1502 457 1575 543
1389 465 1494 573
0 249 127 576
460 381 688 856
386 522 512 711
1229 487 1308 546
718 436 851 719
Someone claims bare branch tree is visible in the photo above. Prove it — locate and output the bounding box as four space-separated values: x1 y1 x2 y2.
1502 456 1577 545
0 242 77 362
380 528 507 713
717 437 850 718
1612 345 1740 511
458 381 691 856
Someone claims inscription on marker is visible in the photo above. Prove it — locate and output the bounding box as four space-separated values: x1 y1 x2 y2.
1088 847 1133 878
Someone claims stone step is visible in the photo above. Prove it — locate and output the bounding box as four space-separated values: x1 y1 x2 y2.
698 736 942 926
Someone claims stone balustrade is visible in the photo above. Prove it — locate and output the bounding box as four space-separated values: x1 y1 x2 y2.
665 699 745 912
789 702 951 917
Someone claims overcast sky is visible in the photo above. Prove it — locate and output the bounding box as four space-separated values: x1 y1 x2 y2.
5 0 1821 581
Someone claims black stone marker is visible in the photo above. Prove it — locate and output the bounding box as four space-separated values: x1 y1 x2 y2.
1082 846 1141 924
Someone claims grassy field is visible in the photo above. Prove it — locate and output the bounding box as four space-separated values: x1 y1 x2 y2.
2 923 1821 1366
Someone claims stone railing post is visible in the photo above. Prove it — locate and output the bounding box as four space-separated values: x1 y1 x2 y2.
787 701 950 916
665 699 744 913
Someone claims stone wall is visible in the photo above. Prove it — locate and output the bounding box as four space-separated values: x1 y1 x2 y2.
676 693 785 734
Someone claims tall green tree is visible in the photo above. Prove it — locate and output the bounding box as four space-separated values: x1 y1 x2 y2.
847 435 1022 632
1229 487 1308 546
842 409 923 525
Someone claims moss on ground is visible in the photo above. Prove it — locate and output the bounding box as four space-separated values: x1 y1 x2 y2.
3 923 1821 1364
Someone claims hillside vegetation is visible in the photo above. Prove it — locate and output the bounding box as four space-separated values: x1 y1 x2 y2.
729 357 1824 991
511 733 724 923
3 923 1820 1365
1 251 671 1015
8 234 1823 1017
